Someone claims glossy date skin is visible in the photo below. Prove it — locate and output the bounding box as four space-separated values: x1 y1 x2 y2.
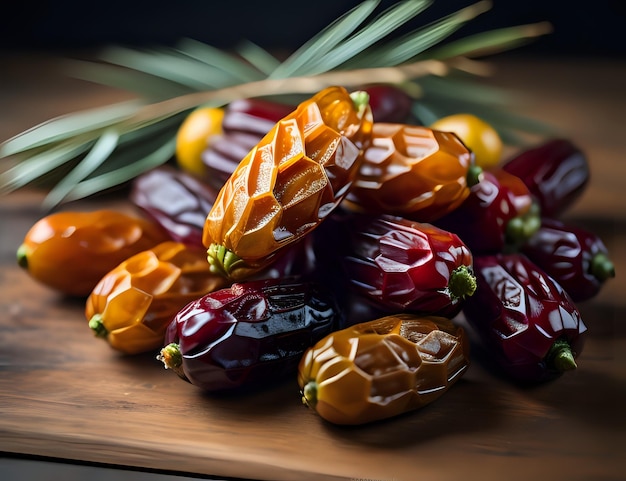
462 252 587 384
202 86 373 281
346 123 477 222
159 278 342 392
361 85 414 123
521 217 615 301
434 170 540 254
130 166 218 247
501 138 590 218
17 209 170 297
201 89 413 191
338 213 476 318
86 241 229 354
298 313 470 425
202 98 296 190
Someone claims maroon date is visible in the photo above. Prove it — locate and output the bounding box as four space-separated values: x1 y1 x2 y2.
462 252 587 383
521 217 615 302
501 138 590 218
337 213 477 318
361 84 414 123
435 170 540 254
158 278 341 392
130 165 218 247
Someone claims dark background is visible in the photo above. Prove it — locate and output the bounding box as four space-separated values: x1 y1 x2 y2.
1 0 625 57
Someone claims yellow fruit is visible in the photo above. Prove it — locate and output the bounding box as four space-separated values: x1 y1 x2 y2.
175 107 225 176
430 113 503 169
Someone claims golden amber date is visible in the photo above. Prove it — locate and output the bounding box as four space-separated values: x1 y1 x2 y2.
346 123 478 222
17 209 169 297
298 313 470 425
86 241 229 354
202 86 373 280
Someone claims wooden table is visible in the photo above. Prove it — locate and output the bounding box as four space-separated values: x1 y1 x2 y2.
1 52 625 481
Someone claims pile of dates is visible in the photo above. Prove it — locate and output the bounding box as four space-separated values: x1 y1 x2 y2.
17 85 615 425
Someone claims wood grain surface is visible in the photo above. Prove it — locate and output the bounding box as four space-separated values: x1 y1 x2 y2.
1 52 625 481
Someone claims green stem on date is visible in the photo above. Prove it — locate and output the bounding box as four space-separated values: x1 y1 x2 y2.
207 243 247 280
448 265 477 301
546 338 577 372
590 252 615 282
505 201 541 248
158 343 183 370
466 165 483 187
89 314 108 338
16 244 28 269
157 343 187 380
302 381 318 409
349 90 371 117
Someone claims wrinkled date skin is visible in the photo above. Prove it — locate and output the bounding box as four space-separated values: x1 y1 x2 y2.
521 217 615 302
298 313 470 425
86 241 229 355
339 214 476 318
17 209 170 297
160 278 342 392
130 166 218 247
346 123 477 222
307 211 392 326
201 89 413 191
434 170 539 254
202 98 296 190
203 86 373 280
462 252 587 384
501 138 590 218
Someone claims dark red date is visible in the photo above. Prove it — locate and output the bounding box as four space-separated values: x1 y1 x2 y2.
336 213 477 318
521 217 615 301
130 165 218 247
462 252 587 384
501 138 590 218
435 170 540 254
158 278 341 392
361 84 414 123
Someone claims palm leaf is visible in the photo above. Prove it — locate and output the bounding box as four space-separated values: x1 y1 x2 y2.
410 99 438 122
64 136 177 201
0 140 94 194
100 46 251 90
235 40 282 76
424 22 554 59
64 60 192 100
416 74 513 105
0 101 140 157
1 0 554 207
302 0 433 76
348 0 491 68
42 129 120 208
174 38 267 82
268 0 382 79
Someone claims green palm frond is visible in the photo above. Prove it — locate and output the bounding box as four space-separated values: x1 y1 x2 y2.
234 40 282 76
344 0 491 68
282 0 434 77
0 0 553 208
1 101 142 157
268 0 384 79
424 21 553 59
